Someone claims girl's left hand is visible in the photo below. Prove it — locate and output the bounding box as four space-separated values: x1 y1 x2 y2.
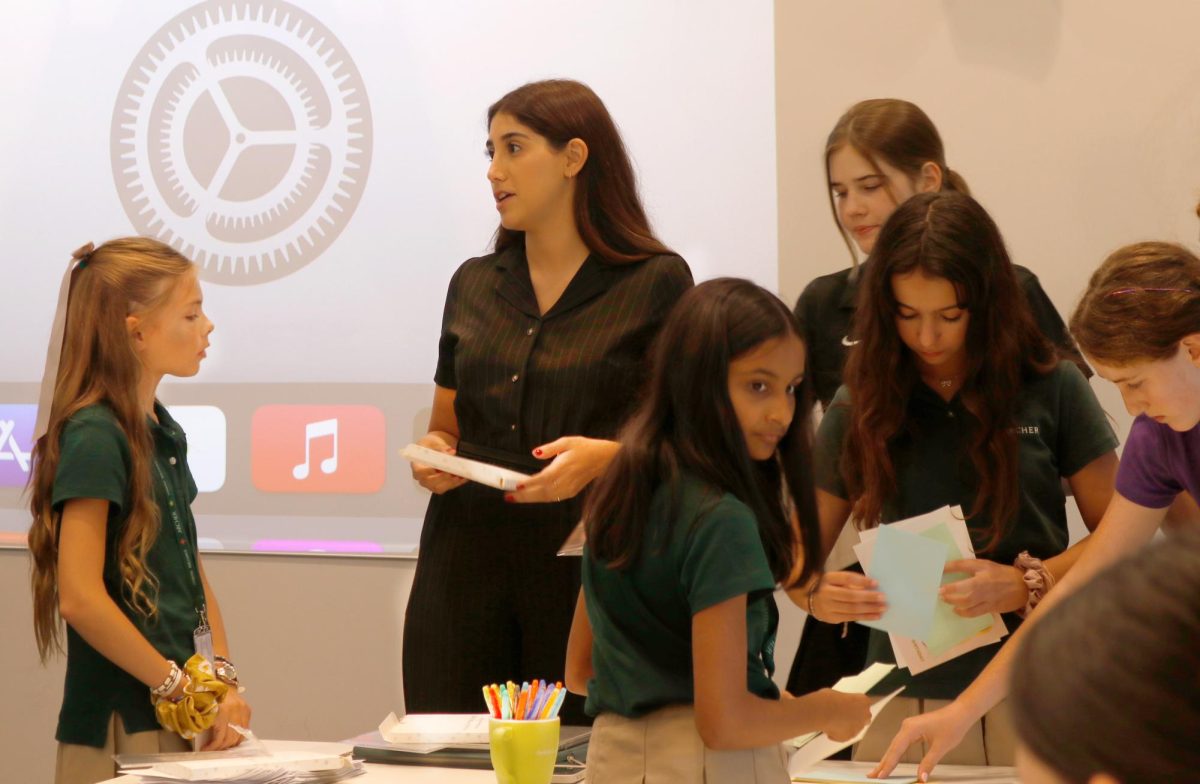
203 690 252 751
938 558 1029 616
507 437 620 504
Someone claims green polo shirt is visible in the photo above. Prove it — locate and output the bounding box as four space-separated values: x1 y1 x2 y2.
582 474 780 718
52 402 203 747
815 361 1117 698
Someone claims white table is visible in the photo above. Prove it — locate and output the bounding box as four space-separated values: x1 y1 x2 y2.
101 740 1019 783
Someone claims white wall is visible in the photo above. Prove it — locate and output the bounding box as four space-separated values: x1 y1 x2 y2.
777 0 1200 445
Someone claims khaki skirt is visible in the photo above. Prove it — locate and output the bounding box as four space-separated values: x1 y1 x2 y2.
56 713 189 784
586 704 790 784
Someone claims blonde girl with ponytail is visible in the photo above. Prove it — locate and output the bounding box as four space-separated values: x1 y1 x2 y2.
28 238 251 784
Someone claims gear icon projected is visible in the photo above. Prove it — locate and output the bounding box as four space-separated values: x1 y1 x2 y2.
111 1 372 284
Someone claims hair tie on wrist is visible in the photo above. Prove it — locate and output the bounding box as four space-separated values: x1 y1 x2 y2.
1014 550 1055 618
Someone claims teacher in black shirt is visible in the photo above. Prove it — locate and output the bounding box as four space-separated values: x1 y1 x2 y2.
404 79 693 725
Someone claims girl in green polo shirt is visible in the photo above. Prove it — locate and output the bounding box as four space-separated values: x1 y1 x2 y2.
871 238 1200 782
564 278 871 784
27 238 251 784
800 191 1119 768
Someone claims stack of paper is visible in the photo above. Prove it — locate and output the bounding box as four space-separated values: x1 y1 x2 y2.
853 506 1007 674
118 749 363 782
376 712 490 752
791 764 917 783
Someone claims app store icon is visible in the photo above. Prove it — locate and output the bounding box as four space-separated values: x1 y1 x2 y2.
0 405 37 488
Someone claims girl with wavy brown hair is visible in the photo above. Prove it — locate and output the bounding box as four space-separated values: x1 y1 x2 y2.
873 239 1200 782
403 79 692 724
795 191 1118 767
28 238 250 784
787 98 1088 713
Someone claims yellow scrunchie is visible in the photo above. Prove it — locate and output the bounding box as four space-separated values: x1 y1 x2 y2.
152 654 231 739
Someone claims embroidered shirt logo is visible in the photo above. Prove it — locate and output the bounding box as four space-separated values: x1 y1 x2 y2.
1015 425 1041 435
841 335 861 347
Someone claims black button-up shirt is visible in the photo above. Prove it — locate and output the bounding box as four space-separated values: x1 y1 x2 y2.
436 247 693 470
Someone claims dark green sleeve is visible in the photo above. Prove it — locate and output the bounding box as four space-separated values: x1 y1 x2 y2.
51 413 129 513
1020 271 1091 378
680 495 776 615
814 385 852 499
1053 362 1119 477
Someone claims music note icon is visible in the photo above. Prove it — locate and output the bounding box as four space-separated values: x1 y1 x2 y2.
292 418 339 480
252 405 385 494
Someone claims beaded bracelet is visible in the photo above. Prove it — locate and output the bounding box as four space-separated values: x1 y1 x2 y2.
151 660 182 699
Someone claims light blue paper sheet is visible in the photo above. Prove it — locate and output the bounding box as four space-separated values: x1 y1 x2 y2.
919 522 994 655
860 524 946 640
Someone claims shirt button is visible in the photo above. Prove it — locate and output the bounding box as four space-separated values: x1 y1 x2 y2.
169 457 177 465
510 424 517 431
948 411 955 418
511 374 519 382
526 327 534 336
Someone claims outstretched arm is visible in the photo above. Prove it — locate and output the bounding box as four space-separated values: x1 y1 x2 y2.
870 491 1165 780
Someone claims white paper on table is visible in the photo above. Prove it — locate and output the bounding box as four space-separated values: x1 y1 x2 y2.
378 711 490 745
789 664 896 750
787 688 905 775
852 507 1008 674
121 749 351 780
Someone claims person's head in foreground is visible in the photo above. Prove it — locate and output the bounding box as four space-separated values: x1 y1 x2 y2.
1010 533 1200 783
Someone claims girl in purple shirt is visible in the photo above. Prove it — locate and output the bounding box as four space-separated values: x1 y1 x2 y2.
872 240 1200 782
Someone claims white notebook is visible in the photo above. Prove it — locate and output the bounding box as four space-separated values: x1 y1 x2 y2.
402 443 531 491
378 712 491 745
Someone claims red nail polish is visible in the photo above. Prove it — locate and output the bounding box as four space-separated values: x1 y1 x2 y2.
533 448 543 457
504 494 515 503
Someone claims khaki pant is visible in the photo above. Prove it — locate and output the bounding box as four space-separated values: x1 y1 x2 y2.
587 704 790 784
56 713 189 784
852 696 1016 766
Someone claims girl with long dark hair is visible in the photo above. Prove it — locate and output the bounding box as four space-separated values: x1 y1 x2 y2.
787 98 1088 710
874 240 1200 781
800 191 1117 766
403 79 692 723
565 278 870 783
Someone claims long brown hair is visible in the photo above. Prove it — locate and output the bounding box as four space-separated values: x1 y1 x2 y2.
840 192 1056 550
487 79 672 263
1069 241 1200 366
1011 532 1200 782
585 279 821 587
29 237 194 661
825 99 969 267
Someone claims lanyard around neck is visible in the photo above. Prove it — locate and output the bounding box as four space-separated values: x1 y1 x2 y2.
151 455 206 622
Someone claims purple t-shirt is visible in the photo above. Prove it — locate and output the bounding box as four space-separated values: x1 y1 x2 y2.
1115 415 1200 508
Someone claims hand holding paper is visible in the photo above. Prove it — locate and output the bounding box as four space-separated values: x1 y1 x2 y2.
810 571 887 624
938 557 1028 616
853 507 1009 674
788 688 906 775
